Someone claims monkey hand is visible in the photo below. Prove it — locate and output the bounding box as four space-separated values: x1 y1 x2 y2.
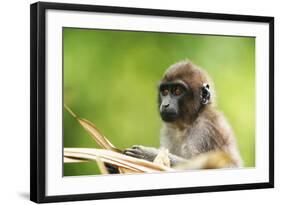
124 145 159 162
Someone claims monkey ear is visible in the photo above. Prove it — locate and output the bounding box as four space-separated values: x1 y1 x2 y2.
201 83 211 105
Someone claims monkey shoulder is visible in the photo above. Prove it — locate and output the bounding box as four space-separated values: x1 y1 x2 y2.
183 110 234 152
199 109 237 148
202 110 243 166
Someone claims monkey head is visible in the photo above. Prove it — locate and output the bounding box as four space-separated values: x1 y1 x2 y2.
158 60 214 123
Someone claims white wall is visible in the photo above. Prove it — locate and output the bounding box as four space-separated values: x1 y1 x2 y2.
0 0 279 204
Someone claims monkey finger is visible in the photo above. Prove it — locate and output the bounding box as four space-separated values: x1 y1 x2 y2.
131 145 143 150
124 151 144 159
124 148 142 155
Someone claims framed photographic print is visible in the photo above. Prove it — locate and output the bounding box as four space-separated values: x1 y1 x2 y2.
30 1 274 203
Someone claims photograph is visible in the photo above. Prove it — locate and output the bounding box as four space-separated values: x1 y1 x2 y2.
30 2 273 202
63 28 255 176
0 0 279 204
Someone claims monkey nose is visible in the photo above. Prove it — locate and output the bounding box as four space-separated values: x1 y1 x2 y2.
163 103 169 108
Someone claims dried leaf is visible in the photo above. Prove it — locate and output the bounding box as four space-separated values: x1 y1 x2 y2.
64 148 173 173
78 118 121 152
153 148 171 167
64 104 121 153
64 157 87 163
64 149 139 171
118 167 140 174
96 156 109 174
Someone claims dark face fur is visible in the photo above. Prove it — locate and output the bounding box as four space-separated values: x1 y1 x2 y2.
158 61 211 123
158 81 188 122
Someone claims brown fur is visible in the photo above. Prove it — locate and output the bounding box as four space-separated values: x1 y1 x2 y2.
125 60 243 167
160 60 242 166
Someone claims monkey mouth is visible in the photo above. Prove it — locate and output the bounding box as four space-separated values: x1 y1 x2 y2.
160 112 179 122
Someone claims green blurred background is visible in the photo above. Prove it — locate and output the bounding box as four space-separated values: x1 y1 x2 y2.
63 28 255 176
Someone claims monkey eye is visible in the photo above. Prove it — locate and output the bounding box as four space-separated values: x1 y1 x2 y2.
174 87 183 96
161 89 169 96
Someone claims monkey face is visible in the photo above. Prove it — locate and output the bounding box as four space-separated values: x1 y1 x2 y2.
158 82 187 122
158 61 213 124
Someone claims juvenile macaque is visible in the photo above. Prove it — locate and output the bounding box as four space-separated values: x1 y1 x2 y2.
125 60 243 167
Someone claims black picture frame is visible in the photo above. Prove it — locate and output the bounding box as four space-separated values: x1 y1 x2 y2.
30 1 274 203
